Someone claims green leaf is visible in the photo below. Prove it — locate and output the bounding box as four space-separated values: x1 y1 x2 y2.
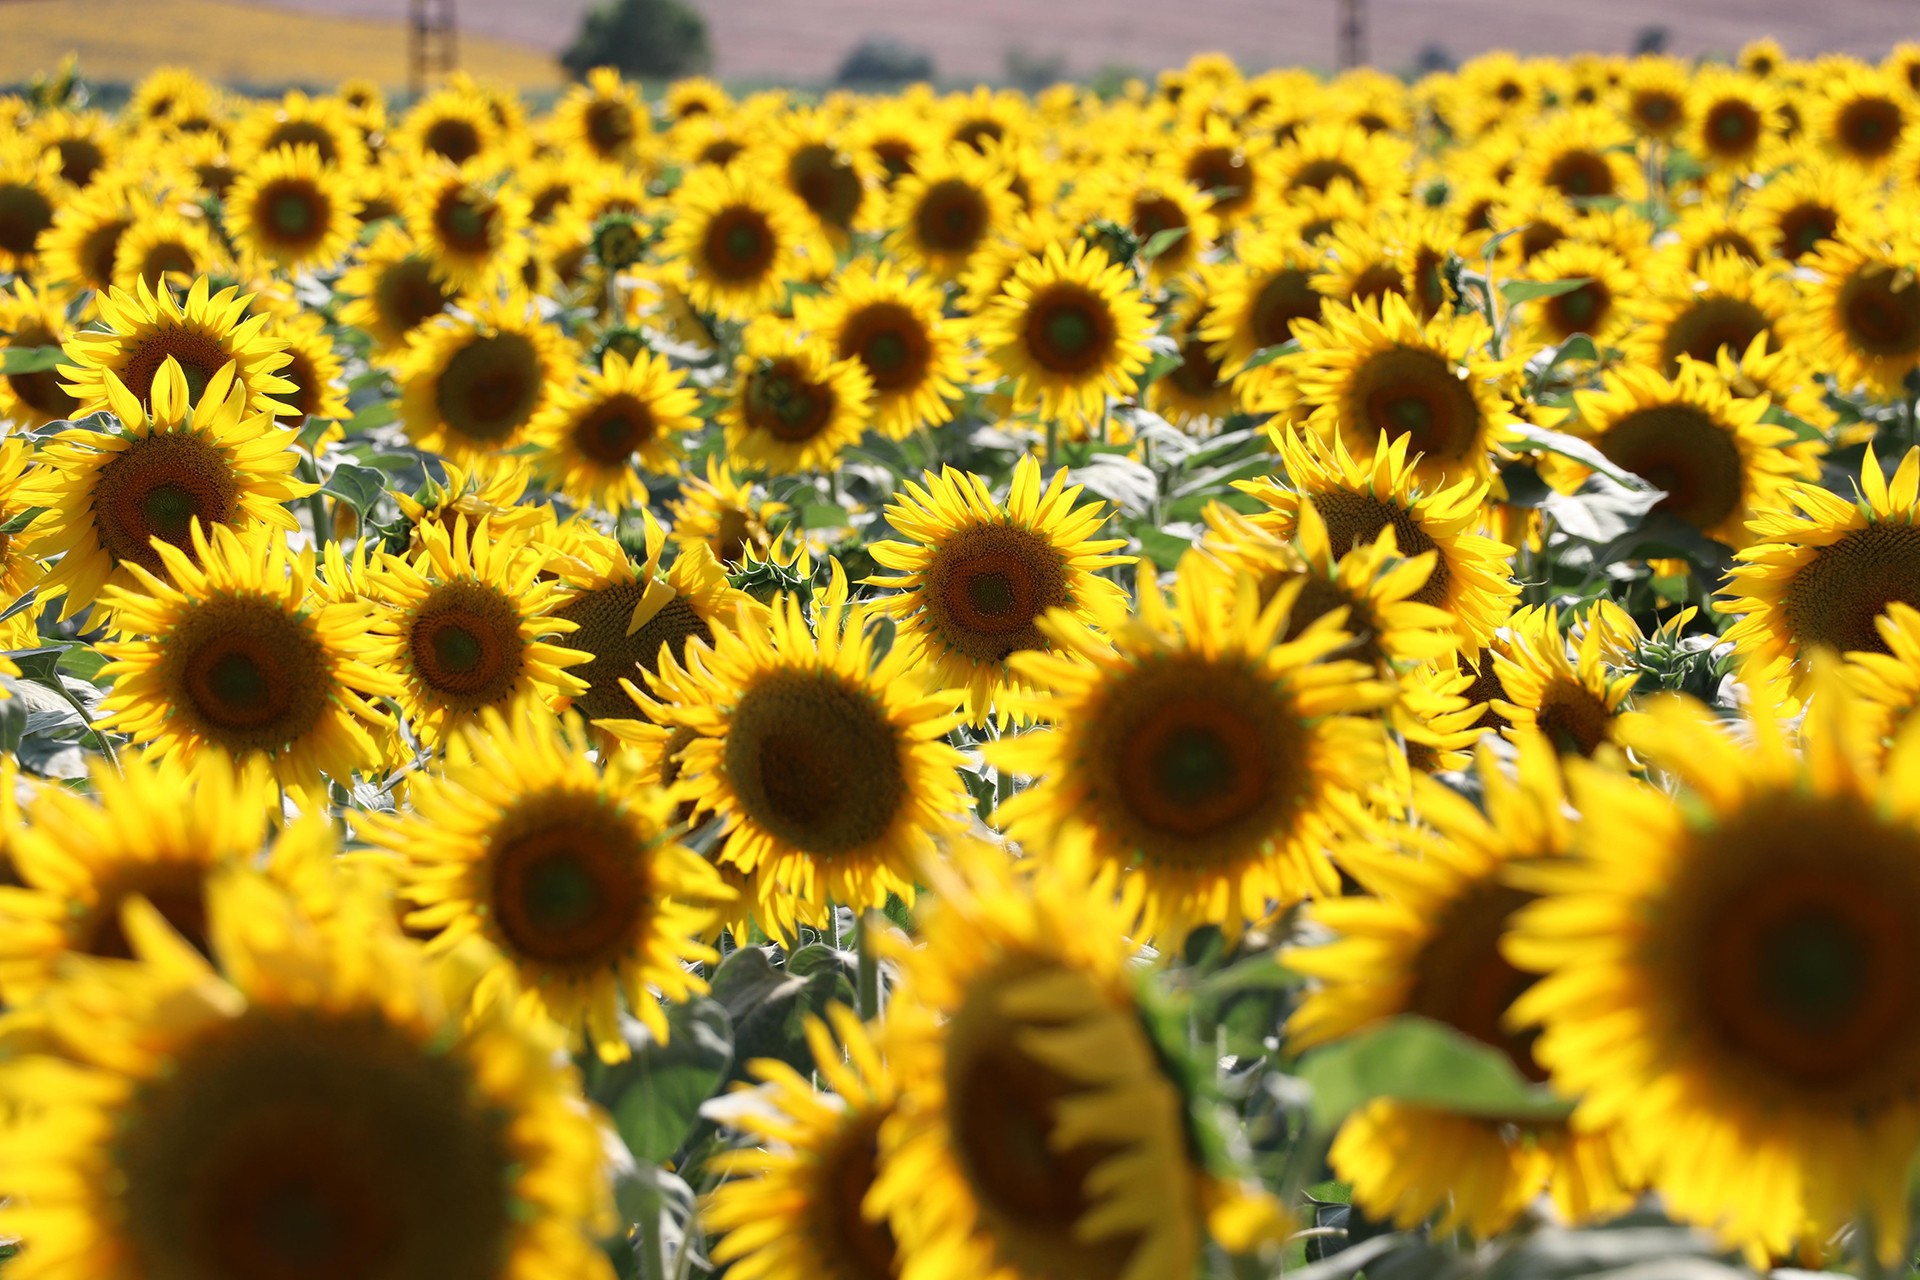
1195 951 1305 1001
0 346 66 375
1133 526 1192 572
605 999 733 1165
801 503 852 530
708 945 854 1078
1762 403 1827 444
1138 226 1189 262
320 463 388 516
1295 1015 1575 1132
1239 338 1301 372
1500 277 1592 304
56 645 109 683
0 507 44 536
1510 422 1657 493
343 400 399 433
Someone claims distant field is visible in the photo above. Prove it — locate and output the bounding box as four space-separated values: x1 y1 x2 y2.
0 0 563 90
253 0 1912 83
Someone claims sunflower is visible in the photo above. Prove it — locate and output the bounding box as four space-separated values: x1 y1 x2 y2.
666 457 788 567
666 76 732 122
0 144 61 275
91 520 397 798
265 309 349 428
396 293 569 464
1074 166 1220 282
1564 362 1814 549
1271 119 1411 207
403 163 531 295
794 258 972 439
222 142 361 277
390 458 554 558
0 860 618 1280
1623 248 1798 377
0 748 275 1004
61 275 294 418
367 516 590 751
1687 69 1785 173
1620 56 1693 140
866 455 1129 725
1282 292 1516 490
1506 682 1920 1262
1149 296 1240 428
706 1005 902 1280
979 239 1154 427
0 279 82 427
26 359 313 621
335 223 458 355
759 108 877 245
871 847 1207 1280
1839 601 1920 748
554 66 649 166
1515 241 1637 350
1286 735 1637 1238
547 515 753 724
1721 444 1920 691
528 350 700 511
1811 66 1909 171
0 433 44 645
885 145 1019 281
1314 203 1462 321
32 174 139 297
989 549 1394 942
1515 108 1643 201
1239 429 1520 648
646 590 969 922
1667 204 1767 272
1789 230 1920 397
722 322 875 475
1486 603 1639 760
359 699 727 1060
230 88 369 171
661 165 817 322
393 86 506 168
1198 229 1328 401
111 199 226 295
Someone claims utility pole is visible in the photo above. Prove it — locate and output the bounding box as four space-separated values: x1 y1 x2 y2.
408 0 458 98
1338 0 1366 68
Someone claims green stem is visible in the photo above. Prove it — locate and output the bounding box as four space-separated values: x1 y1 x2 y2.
637 1198 668 1280
1045 418 1060 472
298 454 331 547
856 908 881 1021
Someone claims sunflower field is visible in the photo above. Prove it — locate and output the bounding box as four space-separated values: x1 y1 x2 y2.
5 38 1920 1280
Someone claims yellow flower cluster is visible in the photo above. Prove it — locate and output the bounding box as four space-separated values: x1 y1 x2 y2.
0 40 1918 1279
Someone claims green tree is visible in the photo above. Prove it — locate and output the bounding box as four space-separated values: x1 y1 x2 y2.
560 0 713 81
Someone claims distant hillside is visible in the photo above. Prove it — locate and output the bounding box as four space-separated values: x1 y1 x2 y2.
0 0 562 90
249 0 1912 84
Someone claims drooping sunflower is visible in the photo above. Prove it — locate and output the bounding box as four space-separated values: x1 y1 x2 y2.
989 549 1394 943
1623 248 1798 376
547 515 753 725
1506 682 1920 1262
1286 735 1637 1239
0 860 619 1280
1564 362 1815 549
403 162 531 295
794 258 973 440
1789 229 1920 397
866 454 1129 725
1721 444 1920 691
528 350 701 511
722 322 876 475
25 359 313 620
396 292 569 464
0 748 275 1005
1239 428 1520 648
0 279 82 427
885 144 1019 281
666 457 789 567
366 516 590 751
871 847 1208 1280
553 66 649 166
660 164 818 322
1488 603 1639 760
359 699 728 1060
1282 292 1517 490
706 1005 902 1280
222 142 361 277
646 590 969 922
61 275 294 418
979 238 1154 427
91 521 397 799
335 223 459 356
